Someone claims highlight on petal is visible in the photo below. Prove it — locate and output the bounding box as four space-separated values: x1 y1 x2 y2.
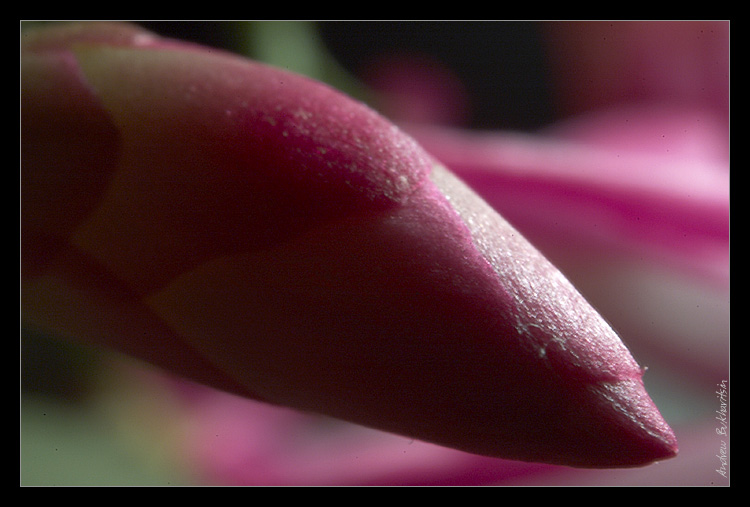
408 112 728 289
405 99 729 382
22 22 678 471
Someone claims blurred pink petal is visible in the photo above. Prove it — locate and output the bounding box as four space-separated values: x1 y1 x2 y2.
169 379 557 486
547 102 728 165
542 21 729 121
159 369 725 485
361 53 470 126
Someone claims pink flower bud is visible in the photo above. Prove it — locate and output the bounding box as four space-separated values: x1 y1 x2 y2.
22 22 677 468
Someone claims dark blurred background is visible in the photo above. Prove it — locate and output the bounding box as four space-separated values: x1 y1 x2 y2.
137 21 557 131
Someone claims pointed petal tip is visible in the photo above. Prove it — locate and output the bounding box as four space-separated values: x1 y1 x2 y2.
626 383 680 466
576 378 678 468
640 411 679 465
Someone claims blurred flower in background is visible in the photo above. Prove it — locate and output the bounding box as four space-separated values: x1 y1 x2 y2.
21 21 729 486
